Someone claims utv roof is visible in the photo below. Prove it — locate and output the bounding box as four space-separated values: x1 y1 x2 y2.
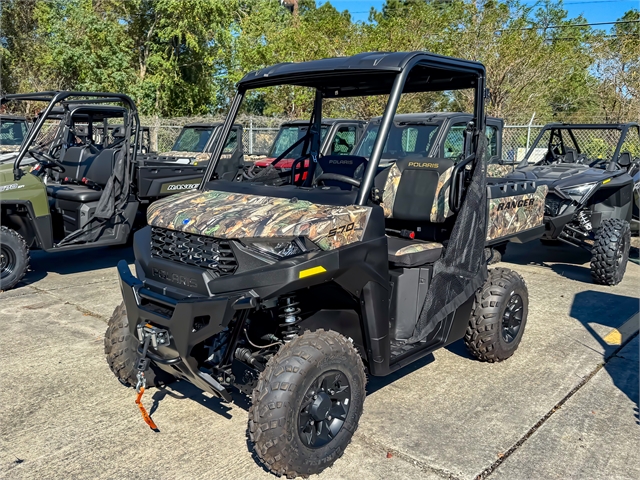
238 51 485 96
367 112 502 124
0 114 28 121
1 91 136 111
537 122 639 129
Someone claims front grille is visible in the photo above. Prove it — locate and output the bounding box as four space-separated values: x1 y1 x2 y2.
151 227 237 276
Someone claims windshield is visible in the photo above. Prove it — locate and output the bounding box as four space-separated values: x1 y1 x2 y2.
0 119 28 146
267 125 328 158
353 123 440 160
172 127 215 152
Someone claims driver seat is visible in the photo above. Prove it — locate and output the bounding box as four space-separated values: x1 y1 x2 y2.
314 155 368 190
375 155 455 267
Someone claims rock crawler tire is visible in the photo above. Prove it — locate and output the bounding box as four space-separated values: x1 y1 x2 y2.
104 302 173 388
248 329 366 478
465 268 528 362
0 226 29 291
590 218 631 286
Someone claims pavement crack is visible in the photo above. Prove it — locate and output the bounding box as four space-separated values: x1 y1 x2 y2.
66 303 107 321
477 331 639 479
357 433 464 480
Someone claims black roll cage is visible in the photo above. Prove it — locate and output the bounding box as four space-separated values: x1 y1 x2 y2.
201 52 487 206
1 91 140 180
519 122 640 171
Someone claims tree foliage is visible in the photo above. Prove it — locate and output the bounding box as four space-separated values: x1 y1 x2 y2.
1 0 638 122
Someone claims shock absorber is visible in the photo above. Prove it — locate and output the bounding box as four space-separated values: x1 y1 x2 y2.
575 210 592 232
279 295 301 342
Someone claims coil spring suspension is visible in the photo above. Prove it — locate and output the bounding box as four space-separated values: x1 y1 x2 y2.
576 210 592 232
279 295 301 342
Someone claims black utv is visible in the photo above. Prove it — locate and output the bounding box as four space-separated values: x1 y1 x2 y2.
0 92 240 290
105 52 532 478
141 122 245 174
503 122 639 285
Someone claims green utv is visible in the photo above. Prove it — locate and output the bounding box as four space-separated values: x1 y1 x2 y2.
105 52 538 478
0 92 245 291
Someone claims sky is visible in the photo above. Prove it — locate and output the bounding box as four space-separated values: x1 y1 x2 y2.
323 0 640 26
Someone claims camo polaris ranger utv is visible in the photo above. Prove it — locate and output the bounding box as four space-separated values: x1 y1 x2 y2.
105 52 534 478
502 122 639 285
0 92 241 290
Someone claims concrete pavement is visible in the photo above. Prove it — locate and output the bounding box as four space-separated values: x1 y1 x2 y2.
1 241 638 479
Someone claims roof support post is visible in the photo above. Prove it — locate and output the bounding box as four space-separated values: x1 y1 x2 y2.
356 70 409 205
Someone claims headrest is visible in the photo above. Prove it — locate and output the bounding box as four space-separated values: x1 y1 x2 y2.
618 151 632 168
563 148 577 163
111 126 126 138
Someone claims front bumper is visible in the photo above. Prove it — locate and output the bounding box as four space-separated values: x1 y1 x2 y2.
117 260 256 401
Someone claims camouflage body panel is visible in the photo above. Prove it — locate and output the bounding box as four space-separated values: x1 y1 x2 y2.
487 164 515 178
394 241 442 256
430 166 453 223
381 163 401 217
486 185 548 241
147 189 372 251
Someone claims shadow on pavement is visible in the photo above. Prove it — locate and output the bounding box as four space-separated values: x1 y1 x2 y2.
367 353 435 395
570 290 639 423
503 241 590 268
20 246 135 285
149 379 252 420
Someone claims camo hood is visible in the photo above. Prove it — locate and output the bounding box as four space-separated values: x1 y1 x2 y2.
147 189 372 251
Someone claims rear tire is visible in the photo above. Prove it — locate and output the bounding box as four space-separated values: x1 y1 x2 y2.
104 302 173 388
485 244 507 265
0 226 29 291
248 329 366 478
465 268 529 362
591 218 631 286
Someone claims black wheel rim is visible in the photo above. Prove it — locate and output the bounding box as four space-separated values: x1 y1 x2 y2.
0 245 16 280
298 370 351 449
615 235 628 270
501 293 524 343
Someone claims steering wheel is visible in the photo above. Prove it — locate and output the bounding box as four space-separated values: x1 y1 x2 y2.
313 173 360 189
29 149 65 173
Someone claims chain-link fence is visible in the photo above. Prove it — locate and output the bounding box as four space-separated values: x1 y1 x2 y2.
139 114 639 159
140 115 285 155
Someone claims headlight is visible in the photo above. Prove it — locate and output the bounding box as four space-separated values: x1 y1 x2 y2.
560 182 598 201
243 237 308 259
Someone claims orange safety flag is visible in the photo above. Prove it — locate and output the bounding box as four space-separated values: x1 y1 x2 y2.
135 387 158 430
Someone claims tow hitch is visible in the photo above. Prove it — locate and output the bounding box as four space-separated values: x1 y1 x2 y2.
133 324 168 431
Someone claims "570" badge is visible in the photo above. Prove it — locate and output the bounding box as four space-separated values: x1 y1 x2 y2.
328 222 355 236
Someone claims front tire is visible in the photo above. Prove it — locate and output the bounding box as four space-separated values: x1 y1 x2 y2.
249 329 366 478
465 268 529 362
104 302 173 388
0 226 29 291
590 218 631 286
